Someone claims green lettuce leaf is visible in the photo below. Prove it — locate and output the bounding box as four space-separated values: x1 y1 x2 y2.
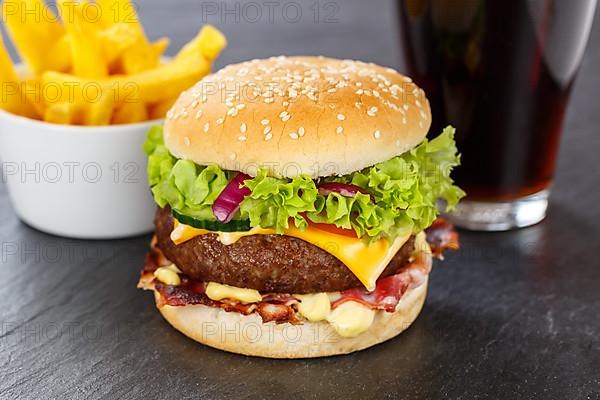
144 126 228 220
240 168 318 233
143 125 465 242
317 126 465 241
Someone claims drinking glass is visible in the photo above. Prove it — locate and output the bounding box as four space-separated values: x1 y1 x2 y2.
398 0 597 230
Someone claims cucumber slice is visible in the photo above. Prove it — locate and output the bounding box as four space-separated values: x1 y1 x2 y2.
172 209 251 232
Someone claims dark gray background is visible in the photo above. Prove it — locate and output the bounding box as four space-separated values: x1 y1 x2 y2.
1 1 600 399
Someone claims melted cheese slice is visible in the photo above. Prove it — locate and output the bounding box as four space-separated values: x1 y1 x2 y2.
171 221 273 245
170 221 411 291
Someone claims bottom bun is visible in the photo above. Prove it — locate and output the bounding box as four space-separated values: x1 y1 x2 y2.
153 277 428 358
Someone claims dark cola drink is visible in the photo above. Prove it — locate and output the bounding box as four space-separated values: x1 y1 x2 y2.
399 0 597 230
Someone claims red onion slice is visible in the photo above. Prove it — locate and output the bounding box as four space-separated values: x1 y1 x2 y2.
318 182 367 198
212 173 252 223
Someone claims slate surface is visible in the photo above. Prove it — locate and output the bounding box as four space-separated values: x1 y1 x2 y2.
1 1 599 399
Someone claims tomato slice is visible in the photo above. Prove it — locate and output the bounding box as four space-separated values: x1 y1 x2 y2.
307 220 358 238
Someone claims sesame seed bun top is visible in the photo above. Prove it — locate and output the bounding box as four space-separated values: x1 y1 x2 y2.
163 56 431 178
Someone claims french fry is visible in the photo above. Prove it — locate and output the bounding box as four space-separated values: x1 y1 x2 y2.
111 100 148 125
99 27 169 75
175 25 227 62
96 0 160 74
45 36 72 73
148 96 179 120
0 33 38 117
151 37 170 62
199 26 227 61
84 89 115 125
121 54 211 103
120 44 158 75
42 52 211 105
58 0 108 78
96 0 140 26
23 78 45 118
1 0 70 73
98 23 139 66
43 102 79 125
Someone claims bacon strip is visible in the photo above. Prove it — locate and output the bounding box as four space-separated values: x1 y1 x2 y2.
331 249 432 312
154 279 301 324
425 218 459 258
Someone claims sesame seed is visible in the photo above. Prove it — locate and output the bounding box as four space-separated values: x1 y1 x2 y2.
265 98 275 104
184 136 191 146
355 102 362 108
403 104 409 111
374 130 381 140
415 100 422 108
279 111 288 118
367 106 378 117
298 127 305 136
195 110 203 120
281 114 291 122
166 110 174 119
402 117 407 124
203 122 210 132
236 104 246 110
289 132 299 139
265 133 273 141
240 123 247 133
373 90 380 97
191 100 199 109
216 118 224 125
227 108 238 117
238 136 247 141
337 114 345 121
337 126 344 135
230 153 237 160
261 119 270 125
419 121 424 128
263 126 272 134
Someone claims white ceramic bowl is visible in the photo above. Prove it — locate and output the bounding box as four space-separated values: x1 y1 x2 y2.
0 109 160 239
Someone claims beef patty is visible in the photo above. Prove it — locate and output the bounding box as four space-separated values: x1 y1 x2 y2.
155 207 416 293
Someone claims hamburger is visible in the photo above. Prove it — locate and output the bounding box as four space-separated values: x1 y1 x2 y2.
139 56 464 358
